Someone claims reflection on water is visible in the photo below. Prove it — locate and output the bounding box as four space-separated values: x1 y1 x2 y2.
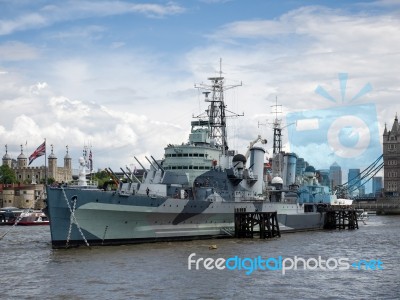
1 215 399 299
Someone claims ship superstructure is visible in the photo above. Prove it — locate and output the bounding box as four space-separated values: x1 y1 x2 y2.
162 74 242 185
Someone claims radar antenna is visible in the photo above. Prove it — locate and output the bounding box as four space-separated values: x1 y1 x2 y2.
271 97 283 154
194 59 243 155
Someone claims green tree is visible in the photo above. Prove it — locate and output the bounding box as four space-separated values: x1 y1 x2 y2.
0 165 17 184
93 170 112 188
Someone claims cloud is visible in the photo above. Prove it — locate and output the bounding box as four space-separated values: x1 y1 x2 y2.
29 82 48 95
0 13 47 35
1 1 399 173
0 1 186 36
186 4 400 171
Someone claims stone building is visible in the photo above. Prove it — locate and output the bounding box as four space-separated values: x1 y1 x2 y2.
2 144 72 184
0 183 45 209
1 144 73 208
383 115 400 196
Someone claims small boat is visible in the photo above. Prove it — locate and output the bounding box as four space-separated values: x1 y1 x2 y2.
17 210 50 226
0 207 22 225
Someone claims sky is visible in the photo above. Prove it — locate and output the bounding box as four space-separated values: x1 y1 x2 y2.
1 0 400 180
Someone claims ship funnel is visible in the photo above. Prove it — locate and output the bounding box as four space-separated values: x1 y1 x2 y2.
249 147 265 194
282 153 297 187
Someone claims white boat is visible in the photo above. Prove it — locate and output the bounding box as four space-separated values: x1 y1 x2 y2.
18 210 49 226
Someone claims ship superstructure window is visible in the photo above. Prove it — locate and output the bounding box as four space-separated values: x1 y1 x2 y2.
165 165 211 170
166 152 214 157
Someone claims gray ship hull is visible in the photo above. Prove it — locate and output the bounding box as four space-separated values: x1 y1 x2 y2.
46 186 325 248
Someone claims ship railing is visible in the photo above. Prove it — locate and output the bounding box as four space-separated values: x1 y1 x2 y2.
61 180 99 189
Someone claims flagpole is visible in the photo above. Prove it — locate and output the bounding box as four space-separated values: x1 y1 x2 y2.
44 138 47 185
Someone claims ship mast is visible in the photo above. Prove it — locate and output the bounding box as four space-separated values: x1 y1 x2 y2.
194 60 243 155
271 97 282 154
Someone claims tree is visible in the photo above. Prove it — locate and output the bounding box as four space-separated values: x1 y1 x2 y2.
93 170 112 188
0 165 17 184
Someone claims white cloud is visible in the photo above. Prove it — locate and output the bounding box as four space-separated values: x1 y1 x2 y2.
1 2 399 172
0 13 47 35
29 82 48 95
0 1 185 36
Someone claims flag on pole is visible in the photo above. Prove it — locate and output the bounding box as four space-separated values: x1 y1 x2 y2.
29 141 46 165
89 150 93 172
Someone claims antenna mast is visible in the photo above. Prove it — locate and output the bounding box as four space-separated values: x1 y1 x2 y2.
194 59 243 155
271 97 282 154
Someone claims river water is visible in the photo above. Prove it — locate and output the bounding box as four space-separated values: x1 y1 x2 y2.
0 215 399 299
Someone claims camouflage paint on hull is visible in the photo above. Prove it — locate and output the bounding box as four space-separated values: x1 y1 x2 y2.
46 186 325 248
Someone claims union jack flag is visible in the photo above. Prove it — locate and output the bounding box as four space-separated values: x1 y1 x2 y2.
89 150 93 171
28 141 46 165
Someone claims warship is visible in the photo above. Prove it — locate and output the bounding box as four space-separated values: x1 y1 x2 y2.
45 71 332 249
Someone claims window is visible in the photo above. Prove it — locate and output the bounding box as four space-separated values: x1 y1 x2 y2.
387 181 399 191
